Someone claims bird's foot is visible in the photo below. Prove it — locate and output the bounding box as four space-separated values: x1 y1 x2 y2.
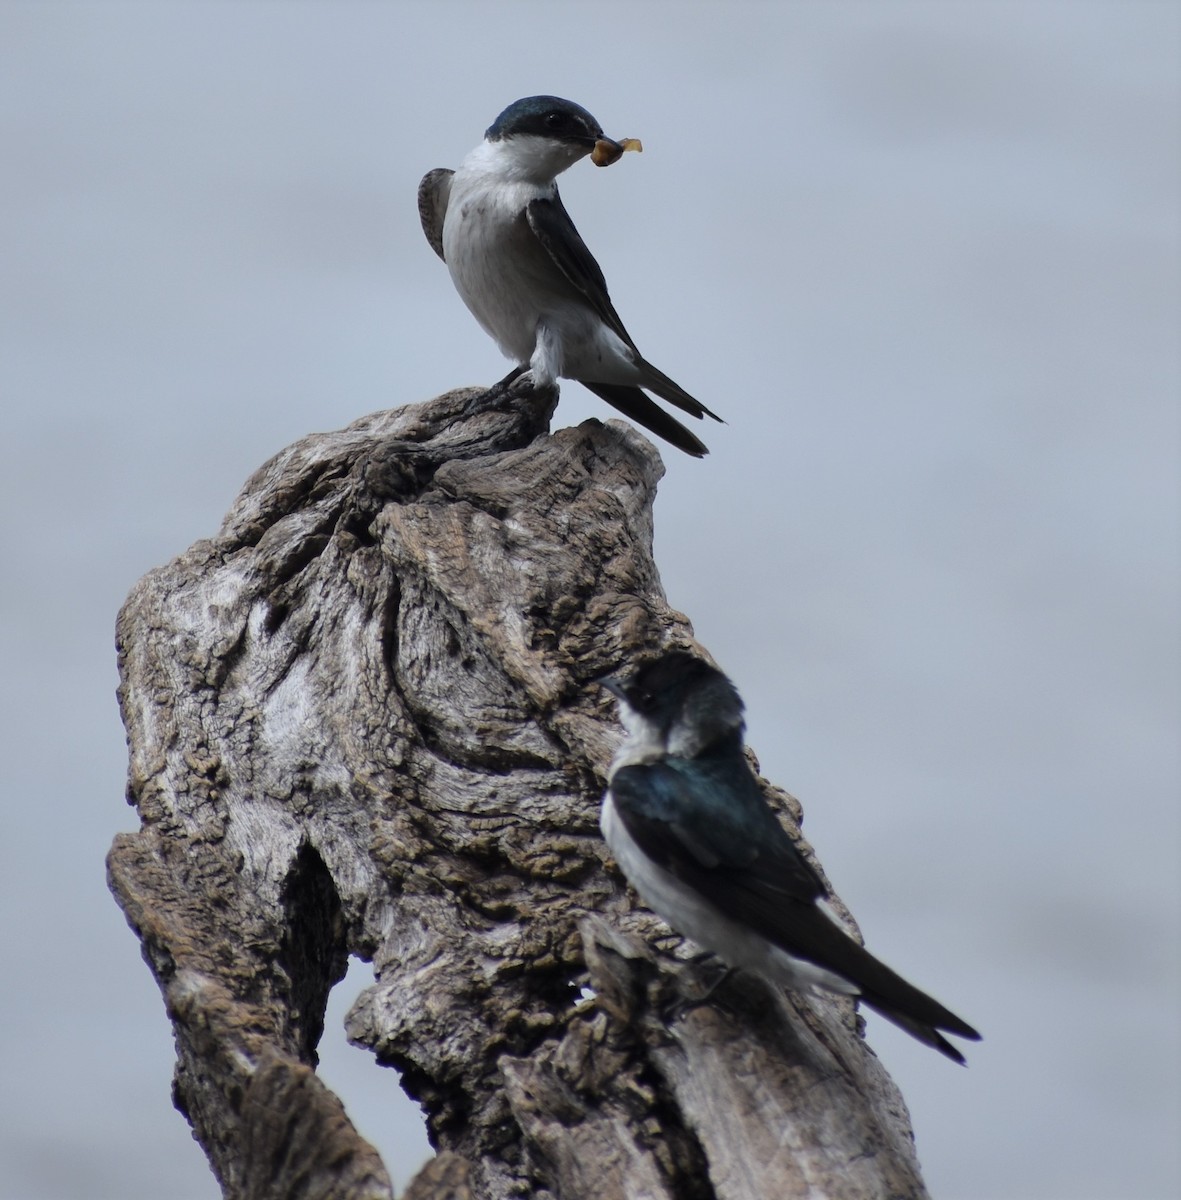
659 955 739 1023
458 369 560 445
461 366 535 416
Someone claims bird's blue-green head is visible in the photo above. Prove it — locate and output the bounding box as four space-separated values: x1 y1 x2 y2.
478 96 638 182
602 651 746 758
485 95 605 146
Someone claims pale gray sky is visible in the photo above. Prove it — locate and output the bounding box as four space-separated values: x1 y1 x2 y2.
2 3 1178 1198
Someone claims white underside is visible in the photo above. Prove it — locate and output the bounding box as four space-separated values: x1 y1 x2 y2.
600 795 859 997
442 138 646 386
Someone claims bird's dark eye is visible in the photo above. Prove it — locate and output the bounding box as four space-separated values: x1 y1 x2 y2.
545 111 569 129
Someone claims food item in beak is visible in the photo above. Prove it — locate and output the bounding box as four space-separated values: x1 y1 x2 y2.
591 137 643 167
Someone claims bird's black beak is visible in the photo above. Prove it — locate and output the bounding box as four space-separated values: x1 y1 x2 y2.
591 672 628 700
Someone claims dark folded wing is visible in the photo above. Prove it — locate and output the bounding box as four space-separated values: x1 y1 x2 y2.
418 168 454 261
525 193 638 351
610 757 980 1049
611 757 827 904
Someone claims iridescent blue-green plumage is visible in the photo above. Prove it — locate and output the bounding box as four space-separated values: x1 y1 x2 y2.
486 95 603 144
603 651 981 1063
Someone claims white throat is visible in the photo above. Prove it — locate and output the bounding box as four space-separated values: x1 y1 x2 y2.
463 134 587 187
607 702 667 777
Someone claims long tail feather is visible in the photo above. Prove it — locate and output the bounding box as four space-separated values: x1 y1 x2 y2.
636 358 724 423
581 381 711 457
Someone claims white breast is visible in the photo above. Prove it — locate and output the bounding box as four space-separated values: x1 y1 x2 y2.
440 139 640 386
442 141 576 364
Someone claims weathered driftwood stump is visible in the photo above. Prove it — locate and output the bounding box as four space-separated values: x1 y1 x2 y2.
109 384 930 1200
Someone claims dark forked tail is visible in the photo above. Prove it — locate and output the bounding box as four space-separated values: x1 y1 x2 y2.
581 381 712 457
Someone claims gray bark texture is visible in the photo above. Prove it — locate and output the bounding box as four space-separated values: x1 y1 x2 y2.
109 384 930 1200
